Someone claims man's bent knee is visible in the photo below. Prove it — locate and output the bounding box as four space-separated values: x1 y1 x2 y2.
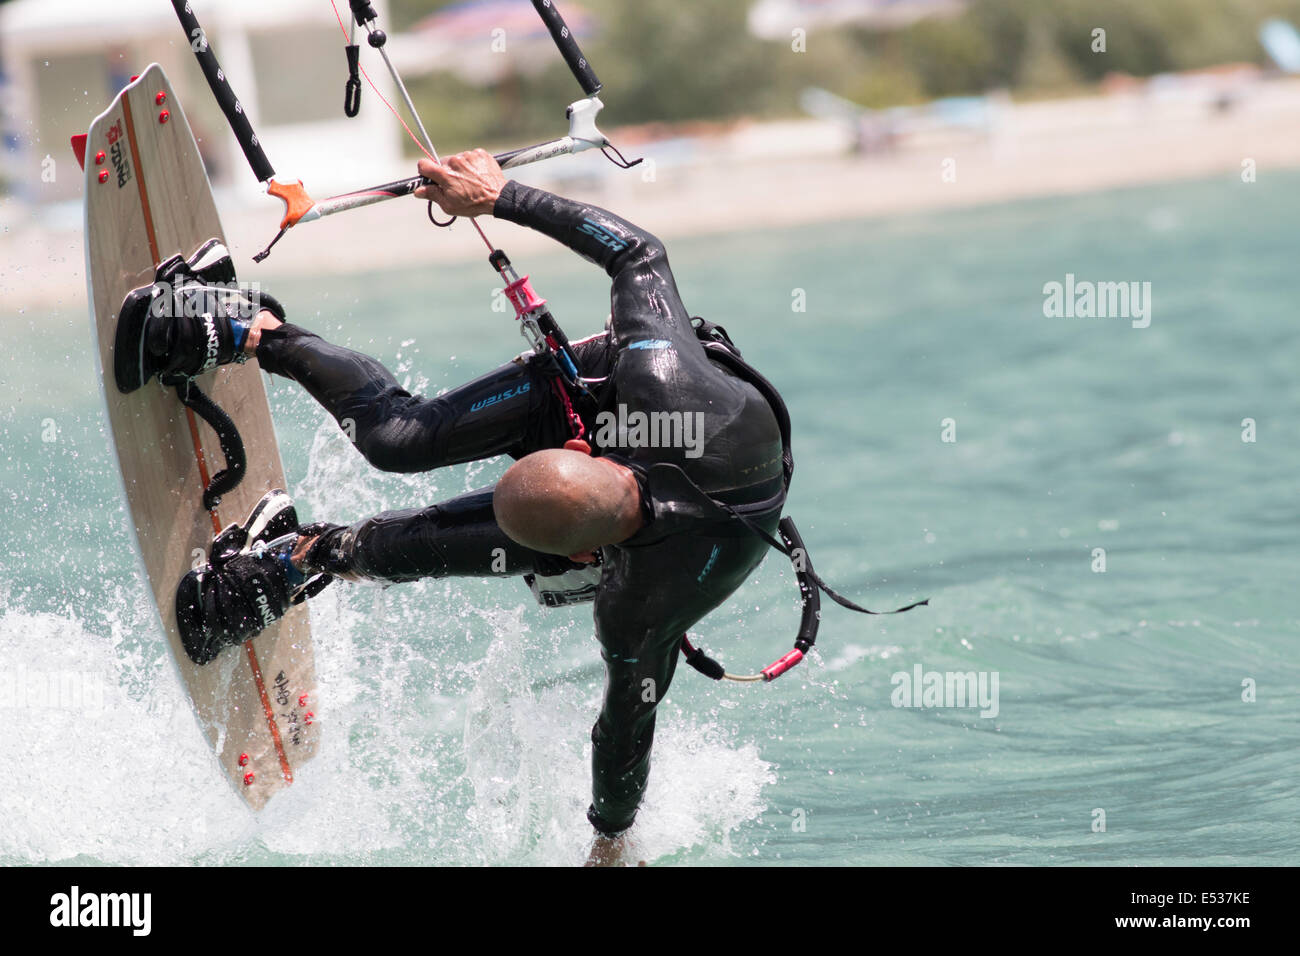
355 419 442 474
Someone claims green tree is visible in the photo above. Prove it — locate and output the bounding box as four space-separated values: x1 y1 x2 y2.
581 0 769 123
901 15 999 97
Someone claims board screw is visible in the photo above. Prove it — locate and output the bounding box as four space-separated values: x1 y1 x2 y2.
158 110 170 124
298 694 309 707
238 752 250 767
98 170 109 183
243 771 255 786
305 712 315 725
155 91 167 105
94 150 105 165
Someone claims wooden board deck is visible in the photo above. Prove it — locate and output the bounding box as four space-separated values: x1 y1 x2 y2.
82 65 319 810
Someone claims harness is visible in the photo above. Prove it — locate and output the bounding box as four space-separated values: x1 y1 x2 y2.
526 318 928 682
680 319 928 681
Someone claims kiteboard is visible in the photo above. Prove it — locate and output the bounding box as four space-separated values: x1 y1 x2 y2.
77 65 319 810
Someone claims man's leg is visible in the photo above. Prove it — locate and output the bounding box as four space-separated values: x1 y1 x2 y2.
295 485 582 584
114 263 566 472
171 297 598 662
232 313 581 581
245 311 569 473
585 518 775 837
179 480 587 664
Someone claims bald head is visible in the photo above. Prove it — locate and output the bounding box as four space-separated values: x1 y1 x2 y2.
494 449 644 559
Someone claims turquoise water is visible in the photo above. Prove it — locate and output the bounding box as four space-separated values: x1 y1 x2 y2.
2 171 1297 865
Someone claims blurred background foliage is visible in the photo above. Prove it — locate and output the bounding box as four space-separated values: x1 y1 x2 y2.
387 0 1300 150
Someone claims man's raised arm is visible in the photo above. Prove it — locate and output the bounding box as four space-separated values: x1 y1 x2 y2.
417 149 664 278
417 151 703 358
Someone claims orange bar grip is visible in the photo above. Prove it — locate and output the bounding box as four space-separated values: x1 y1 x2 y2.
267 179 316 230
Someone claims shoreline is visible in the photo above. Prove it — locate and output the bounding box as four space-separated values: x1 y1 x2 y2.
5 77 1300 311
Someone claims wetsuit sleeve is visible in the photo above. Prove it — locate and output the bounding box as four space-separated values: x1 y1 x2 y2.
492 180 700 351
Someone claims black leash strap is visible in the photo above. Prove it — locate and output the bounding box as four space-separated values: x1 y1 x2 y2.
530 0 602 96
680 638 726 680
671 323 927 683
723 503 929 616
679 515 825 682
172 378 246 511
677 511 925 683
169 1 275 184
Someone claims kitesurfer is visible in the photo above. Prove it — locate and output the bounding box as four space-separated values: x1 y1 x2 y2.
115 149 789 862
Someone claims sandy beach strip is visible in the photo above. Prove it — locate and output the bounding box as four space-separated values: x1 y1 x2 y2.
5 77 1300 313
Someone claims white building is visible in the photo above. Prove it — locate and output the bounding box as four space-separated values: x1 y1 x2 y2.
748 0 967 39
0 0 399 204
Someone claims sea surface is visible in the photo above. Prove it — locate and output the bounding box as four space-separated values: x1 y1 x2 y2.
2 170 1297 865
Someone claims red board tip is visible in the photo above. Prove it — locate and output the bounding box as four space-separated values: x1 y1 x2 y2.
70 133 88 170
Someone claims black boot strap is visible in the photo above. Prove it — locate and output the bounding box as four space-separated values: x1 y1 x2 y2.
171 377 247 511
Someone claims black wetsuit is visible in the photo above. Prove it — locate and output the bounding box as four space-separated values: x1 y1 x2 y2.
254 181 786 835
